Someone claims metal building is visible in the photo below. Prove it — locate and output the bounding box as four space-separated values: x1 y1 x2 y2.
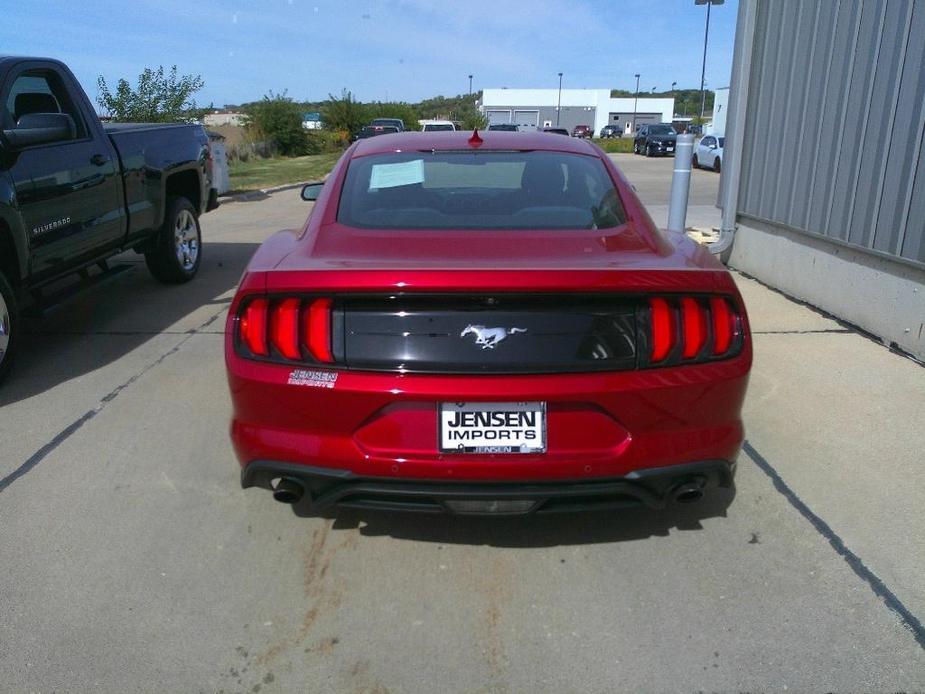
480 89 674 135
719 0 925 359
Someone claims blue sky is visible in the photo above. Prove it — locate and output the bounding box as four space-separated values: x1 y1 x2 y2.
1 0 738 108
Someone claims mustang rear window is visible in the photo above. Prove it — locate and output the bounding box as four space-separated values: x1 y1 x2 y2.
337 151 627 230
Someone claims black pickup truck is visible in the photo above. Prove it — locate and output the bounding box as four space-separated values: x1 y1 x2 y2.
0 56 217 383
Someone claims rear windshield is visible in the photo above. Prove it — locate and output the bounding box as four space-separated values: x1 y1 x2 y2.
423 124 454 131
337 151 626 230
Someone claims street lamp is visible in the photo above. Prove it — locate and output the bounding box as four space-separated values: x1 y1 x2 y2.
468 74 473 96
556 72 563 126
631 73 640 134
695 0 724 119
671 81 677 119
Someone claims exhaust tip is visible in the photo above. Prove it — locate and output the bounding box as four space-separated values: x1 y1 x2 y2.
672 482 705 504
272 478 305 504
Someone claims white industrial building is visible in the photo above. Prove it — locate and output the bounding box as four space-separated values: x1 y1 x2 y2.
480 89 674 135
706 87 729 136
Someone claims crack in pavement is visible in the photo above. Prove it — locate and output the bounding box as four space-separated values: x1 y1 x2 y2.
743 440 925 651
751 329 853 335
0 309 227 494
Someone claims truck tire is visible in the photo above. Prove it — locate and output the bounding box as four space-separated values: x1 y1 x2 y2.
0 270 18 385
145 196 202 284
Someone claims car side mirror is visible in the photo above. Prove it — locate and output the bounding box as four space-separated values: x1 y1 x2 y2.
1 113 76 149
300 182 324 202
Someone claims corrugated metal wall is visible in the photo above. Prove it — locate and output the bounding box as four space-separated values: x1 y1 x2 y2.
738 0 925 267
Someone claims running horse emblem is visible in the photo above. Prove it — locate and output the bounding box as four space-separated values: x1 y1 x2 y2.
460 325 527 349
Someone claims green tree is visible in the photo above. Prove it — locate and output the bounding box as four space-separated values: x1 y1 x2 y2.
321 89 368 136
459 106 487 130
244 91 309 156
97 66 205 122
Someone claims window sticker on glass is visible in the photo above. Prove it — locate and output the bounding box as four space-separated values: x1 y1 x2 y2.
369 159 425 190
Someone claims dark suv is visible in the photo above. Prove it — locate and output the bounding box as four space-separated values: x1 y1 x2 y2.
634 124 678 157
599 124 622 139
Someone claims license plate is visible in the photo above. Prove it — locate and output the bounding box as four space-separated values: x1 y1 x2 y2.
439 402 546 454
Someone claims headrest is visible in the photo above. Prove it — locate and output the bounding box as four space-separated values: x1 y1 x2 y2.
14 93 61 122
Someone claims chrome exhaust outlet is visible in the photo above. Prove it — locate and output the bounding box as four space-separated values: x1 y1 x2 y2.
672 482 705 504
272 478 305 504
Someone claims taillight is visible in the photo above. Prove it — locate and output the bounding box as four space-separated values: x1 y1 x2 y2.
710 296 734 355
649 297 674 362
237 296 334 363
240 298 269 356
646 295 742 366
306 298 334 363
269 298 301 360
681 297 707 359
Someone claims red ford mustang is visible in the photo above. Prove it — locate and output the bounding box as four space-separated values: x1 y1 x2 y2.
225 131 751 515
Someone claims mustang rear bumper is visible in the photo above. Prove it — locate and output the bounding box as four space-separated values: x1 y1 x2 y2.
242 459 736 515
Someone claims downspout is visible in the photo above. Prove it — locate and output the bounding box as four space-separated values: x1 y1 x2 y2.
711 0 758 258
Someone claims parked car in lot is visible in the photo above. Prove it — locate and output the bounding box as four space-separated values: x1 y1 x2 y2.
0 56 217 384
421 120 455 132
488 123 519 132
355 124 400 140
599 124 622 138
693 135 724 172
541 127 570 136
368 117 405 132
225 130 752 515
571 124 592 139
633 123 678 157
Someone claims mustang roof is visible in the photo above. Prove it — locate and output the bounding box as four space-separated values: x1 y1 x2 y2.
350 130 601 157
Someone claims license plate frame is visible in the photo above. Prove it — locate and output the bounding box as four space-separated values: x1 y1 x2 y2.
439 401 547 454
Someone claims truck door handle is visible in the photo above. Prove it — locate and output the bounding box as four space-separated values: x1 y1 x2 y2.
90 154 108 167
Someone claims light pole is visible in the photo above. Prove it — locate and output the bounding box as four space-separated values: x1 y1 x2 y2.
556 72 563 126
468 74 473 96
671 81 677 120
631 73 640 134
696 0 724 119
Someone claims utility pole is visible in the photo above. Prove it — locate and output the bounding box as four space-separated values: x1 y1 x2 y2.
631 73 640 134
696 0 724 118
468 74 473 96
556 72 563 126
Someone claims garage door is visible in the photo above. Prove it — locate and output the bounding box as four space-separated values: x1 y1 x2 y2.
513 110 538 131
487 110 511 125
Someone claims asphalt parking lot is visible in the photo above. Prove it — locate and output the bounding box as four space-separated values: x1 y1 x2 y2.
1 155 924 692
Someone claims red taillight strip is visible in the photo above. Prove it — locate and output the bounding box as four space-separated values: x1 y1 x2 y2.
647 295 742 367
306 298 334 363
649 297 674 362
240 298 269 356
710 297 734 355
270 298 301 360
681 297 707 359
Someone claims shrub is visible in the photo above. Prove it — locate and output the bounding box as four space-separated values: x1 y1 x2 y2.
244 91 309 156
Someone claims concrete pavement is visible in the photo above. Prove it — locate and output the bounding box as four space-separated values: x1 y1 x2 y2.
1 155 923 692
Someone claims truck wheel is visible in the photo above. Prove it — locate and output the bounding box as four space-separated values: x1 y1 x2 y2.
0 270 18 385
145 196 202 284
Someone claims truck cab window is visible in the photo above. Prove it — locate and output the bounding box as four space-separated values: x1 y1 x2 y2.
4 71 86 139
